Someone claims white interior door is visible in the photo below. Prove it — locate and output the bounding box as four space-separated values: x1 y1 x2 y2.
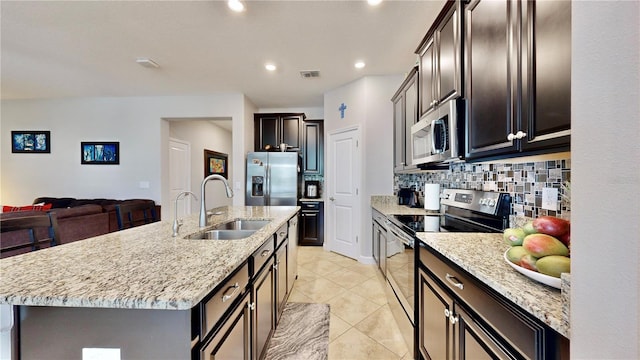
169 138 192 218
326 126 360 260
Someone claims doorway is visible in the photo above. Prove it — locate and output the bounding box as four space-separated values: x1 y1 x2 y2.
326 126 361 260
169 138 192 218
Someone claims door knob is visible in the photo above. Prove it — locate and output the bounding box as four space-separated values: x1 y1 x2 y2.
329 197 335 201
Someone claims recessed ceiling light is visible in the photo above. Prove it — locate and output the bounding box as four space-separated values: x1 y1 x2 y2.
368 0 383 6
354 61 366 69
265 63 277 71
136 58 159 68
228 0 245 12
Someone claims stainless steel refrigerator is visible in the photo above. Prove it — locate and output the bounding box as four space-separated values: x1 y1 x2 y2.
245 152 298 206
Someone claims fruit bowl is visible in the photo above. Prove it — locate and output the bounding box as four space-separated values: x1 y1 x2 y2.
503 250 561 289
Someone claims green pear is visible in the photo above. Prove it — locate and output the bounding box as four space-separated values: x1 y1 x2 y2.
503 228 527 246
506 246 528 265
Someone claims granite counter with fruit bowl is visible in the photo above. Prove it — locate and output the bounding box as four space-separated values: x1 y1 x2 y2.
371 196 570 339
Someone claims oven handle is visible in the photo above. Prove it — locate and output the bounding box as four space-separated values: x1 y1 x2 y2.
443 213 500 233
385 220 415 248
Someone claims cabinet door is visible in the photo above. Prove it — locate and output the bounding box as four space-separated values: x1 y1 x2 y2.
302 120 323 175
404 73 418 170
281 115 302 149
437 3 462 104
464 0 518 159
252 258 275 360
255 115 280 151
287 216 298 294
419 37 437 117
300 211 320 246
418 268 454 360
520 0 571 151
455 305 515 360
393 94 406 172
275 240 288 323
199 292 251 360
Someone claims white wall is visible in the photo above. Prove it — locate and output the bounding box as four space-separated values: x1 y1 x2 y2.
1 93 248 219
258 107 324 120
169 120 233 214
324 75 402 262
572 1 639 358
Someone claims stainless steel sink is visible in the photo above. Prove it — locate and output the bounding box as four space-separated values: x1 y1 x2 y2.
186 229 257 240
213 219 271 231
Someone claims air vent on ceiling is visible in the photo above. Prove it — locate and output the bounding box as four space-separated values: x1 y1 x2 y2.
300 70 320 78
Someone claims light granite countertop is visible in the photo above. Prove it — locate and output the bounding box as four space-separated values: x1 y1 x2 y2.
371 195 569 339
0 206 299 311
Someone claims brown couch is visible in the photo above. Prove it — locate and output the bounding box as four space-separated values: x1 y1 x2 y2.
1 198 161 257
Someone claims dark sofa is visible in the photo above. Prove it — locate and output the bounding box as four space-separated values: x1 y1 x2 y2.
1 198 161 257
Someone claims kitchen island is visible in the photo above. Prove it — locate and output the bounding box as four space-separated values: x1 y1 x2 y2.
0 205 299 359
371 196 570 339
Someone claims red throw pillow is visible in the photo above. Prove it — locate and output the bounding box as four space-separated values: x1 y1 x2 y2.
2 203 53 212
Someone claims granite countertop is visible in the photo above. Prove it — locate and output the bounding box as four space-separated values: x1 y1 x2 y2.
0 206 299 311
371 195 569 339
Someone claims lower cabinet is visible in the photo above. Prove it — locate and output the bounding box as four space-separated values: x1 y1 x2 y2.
253 257 276 360
275 238 289 323
299 201 324 246
371 208 387 278
198 291 252 360
418 243 569 360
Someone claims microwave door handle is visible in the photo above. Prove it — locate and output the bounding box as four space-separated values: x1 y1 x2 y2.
430 119 439 155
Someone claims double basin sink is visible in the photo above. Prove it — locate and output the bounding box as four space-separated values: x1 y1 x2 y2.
186 219 271 240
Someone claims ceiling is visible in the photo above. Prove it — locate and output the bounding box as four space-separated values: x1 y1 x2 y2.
1 0 444 109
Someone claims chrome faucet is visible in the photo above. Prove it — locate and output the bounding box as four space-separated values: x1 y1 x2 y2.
172 191 198 237
199 174 234 228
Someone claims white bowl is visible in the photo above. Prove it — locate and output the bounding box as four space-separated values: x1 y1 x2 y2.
503 250 561 289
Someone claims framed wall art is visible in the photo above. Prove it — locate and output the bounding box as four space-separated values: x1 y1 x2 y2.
81 142 119 165
204 149 228 178
11 131 51 153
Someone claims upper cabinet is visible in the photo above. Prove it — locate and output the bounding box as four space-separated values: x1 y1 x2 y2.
301 120 323 175
392 67 419 173
464 0 571 160
254 113 305 151
417 0 463 118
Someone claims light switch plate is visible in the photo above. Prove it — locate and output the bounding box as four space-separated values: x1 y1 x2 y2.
82 348 121 360
542 187 559 210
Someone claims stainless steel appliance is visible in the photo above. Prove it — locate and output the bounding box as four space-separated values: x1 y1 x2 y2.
384 189 511 356
305 180 319 198
246 152 298 206
410 98 464 165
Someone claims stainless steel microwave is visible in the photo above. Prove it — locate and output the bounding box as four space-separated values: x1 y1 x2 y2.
410 98 464 165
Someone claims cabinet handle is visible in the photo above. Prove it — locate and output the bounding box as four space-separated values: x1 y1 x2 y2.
507 133 516 141
279 231 287 237
261 249 271 257
449 314 459 325
444 309 451 318
221 282 240 302
248 302 255 311
273 263 278 270
515 131 527 139
445 273 464 290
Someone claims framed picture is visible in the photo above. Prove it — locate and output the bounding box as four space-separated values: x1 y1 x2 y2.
11 131 51 153
204 149 228 178
81 142 119 165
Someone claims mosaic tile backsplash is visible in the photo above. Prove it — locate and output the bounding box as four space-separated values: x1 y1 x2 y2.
395 158 571 222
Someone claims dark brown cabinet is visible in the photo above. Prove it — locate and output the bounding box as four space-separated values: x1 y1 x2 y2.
299 201 324 246
371 208 387 277
275 239 288 322
252 256 275 360
392 67 418 173
199 292 252 360
417 0 463 118
254 113 305 151
302 120 323 175
464 0 571 160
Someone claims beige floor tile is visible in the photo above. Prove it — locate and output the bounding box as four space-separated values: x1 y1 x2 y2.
286 287 312 303
295 266 322 283
294 277 347 303
355 304 409 357
351 278 388 306
300 259 344 276
329 328 401 360
343 261 380 279
323 267 372 289
324 252 359 267
329 312 351 342
327 291 382 326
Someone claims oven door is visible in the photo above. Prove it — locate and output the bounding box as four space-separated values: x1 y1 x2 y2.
385 221 415 323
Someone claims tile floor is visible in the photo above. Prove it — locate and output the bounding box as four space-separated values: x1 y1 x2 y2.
287 246 414 360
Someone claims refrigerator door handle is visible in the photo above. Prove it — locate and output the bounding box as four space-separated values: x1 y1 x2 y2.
265 162 270 205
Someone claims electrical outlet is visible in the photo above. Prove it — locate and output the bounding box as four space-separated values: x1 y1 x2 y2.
542 187 559 210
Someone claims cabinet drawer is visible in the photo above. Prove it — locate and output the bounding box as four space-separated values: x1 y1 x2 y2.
201 261 250 340
253 238 275 276
300 201 320 211
419 244 545 359
275 223 288 249
372 208 386 225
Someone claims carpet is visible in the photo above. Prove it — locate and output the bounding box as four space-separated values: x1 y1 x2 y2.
264 302 330 360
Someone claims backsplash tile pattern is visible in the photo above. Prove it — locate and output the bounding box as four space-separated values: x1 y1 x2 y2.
395 158 571 221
